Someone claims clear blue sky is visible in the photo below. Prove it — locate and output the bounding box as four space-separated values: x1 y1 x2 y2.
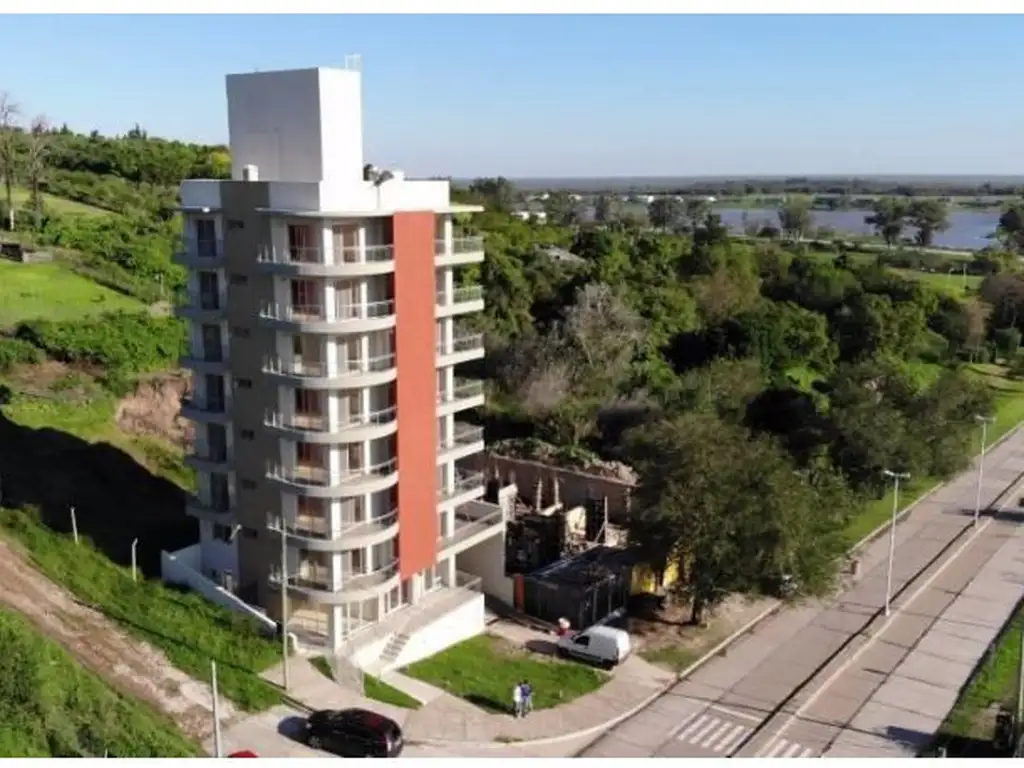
4 14 1024 178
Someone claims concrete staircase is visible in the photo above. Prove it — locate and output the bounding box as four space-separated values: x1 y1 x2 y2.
378 631 412 666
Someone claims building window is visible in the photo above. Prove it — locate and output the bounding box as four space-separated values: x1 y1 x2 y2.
212 523 233 542
241 479 256 490
230 273 248 286
231 326 250 339
240 429 255 440
236 378 252 390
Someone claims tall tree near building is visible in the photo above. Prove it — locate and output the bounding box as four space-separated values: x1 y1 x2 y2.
865 197 910 249
647 197 684 230
907 199 950 247
24 116 52 231
0 92 20 231
777 196 814 242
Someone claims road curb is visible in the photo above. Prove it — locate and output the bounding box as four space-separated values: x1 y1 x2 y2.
408 602 781 751
850 421 1024 556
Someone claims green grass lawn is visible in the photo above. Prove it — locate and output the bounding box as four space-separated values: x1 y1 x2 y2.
0 507 282 713
0 607 200 757
846 363 1024 545
403 634 607 713
309 656 421 710
890 267 983 297
930 603 1023 756
0 260 143 328
8 186 109 217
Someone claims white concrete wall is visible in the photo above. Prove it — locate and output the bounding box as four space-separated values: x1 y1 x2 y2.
265 178 453 214
390 593 485 669
456 535 515 606
161 545 276 633
180 180 222 210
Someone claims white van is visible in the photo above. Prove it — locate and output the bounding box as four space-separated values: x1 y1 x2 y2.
556 625 631 669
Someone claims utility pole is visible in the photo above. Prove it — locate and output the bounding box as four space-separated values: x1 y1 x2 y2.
974 415 994 527
131 538 139 582
280 521 290 691
70 506 79 544
882 469 910 617
211 660 223 758
1015 624 1024 757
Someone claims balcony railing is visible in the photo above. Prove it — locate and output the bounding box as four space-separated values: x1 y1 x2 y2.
258 245 323 266
435 236 484 256
270 563 332 591
268 464 331 487
339 457 398 480
259 245 396 267
187 493 232 514
265 411 329 432
338 405 397 429
260 302 326 323
437 333 485 356
438 470 486 501
338 353 396 374
263 357 329 378
268 513 330 539
336 245 395 264
181 397 226 414
440 503 504 549
334 300 395 321
438 379 484 404
343 560 399 591
437 285 484 305
439 424 485 451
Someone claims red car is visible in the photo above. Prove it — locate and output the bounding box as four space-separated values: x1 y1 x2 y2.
228 750 258 758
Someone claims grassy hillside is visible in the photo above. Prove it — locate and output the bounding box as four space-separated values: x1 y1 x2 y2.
6 186 109 217
0 261 144 328
0 607 200 757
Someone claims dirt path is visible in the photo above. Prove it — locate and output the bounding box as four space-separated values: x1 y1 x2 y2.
0 537 237 744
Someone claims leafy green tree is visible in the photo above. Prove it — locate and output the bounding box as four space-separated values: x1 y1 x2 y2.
24 116 51 231
865 197 910 249
624 413 850 624
777 196 814 242
593 194 619 224
684 197 712 230
467 177 517 212
647 197 684 230
0 92 20 231
907 199 950 247
543 191 582 227
996 202 1024 253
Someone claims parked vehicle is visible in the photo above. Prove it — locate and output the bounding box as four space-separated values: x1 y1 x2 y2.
305 708 404 758
228 750 258 758
556 625 631 669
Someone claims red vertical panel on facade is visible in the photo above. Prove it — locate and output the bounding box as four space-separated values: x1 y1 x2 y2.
393 212 438 580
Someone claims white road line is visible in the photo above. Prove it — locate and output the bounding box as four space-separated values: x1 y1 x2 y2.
676 714 712 743
799 747 814 758
665 708 701 740
687 717 722 745
709 704 764 723
766 739 791 758
715 724 748 753
784 742 804 758
700 721 732 749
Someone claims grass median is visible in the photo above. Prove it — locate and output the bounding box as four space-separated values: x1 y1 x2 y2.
0 507 283 713
0 606 201 757
309 656 422 710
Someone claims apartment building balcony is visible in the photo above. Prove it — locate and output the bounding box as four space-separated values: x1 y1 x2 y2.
437 378 485 416
438 500 505 558
437 469 487 508
180 397 231 425
435 236 485 267
180 350 229 375
436 285 485 319
173 236 225 269
266 458 399 498
184 448 231 473
436 332 485 366
437 423 485 465
185 494 235 524
256 244 396 278
262 353 397 389
264 406 398 444
259 300 396 335
175 294 225 322
267 509 399 552
269 559 401 604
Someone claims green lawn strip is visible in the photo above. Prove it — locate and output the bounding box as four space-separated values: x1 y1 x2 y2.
0 260 142 328
8 185 109 216
0 606 200 757
845 365 1024 547
308 656 421 710
931 602 1024 756
889 268 983 297
403 634 607 713
0 508 282 712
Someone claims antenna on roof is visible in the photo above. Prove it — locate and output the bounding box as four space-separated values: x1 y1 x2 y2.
344 54 362 72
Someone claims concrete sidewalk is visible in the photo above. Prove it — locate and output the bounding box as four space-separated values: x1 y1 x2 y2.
582 425 1024 758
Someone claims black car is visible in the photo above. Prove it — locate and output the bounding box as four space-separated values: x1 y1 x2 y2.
305 708 404 758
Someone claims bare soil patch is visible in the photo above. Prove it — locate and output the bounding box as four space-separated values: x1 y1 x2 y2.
116 371 193 447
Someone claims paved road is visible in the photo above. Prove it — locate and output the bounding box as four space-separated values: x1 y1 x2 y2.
581 427 1024 759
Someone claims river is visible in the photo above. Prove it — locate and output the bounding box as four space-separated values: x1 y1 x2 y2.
712 207 1002 251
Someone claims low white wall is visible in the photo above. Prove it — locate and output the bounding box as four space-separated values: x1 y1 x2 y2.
161 545 276 634
391 593 485 669
350 634 390 669
457 535 515 606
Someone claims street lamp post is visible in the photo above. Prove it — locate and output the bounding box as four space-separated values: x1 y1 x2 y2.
882 469 911 617
974 415 995 527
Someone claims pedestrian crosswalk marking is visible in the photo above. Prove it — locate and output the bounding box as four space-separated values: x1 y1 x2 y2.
700 722 732 749
673 710 815 757
763 737 815 758
717 724 748 753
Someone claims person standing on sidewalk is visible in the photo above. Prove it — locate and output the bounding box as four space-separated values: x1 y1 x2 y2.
522 680 534 716
512 681 523 718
